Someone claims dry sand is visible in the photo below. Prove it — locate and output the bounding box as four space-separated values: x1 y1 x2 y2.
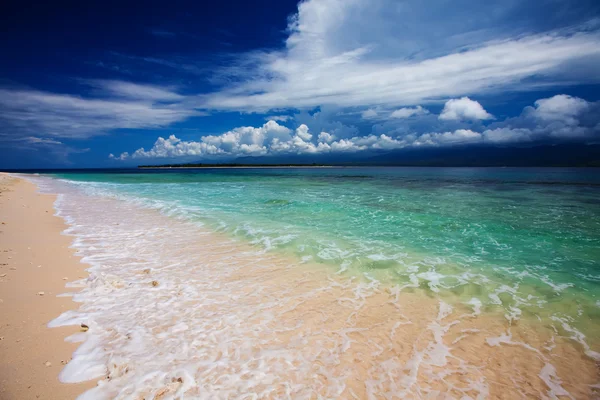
0 174 94 400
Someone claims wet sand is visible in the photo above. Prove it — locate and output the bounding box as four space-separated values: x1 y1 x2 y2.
0 174 94 400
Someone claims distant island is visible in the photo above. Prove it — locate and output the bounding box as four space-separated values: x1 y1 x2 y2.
138 143 600 169
138 163 332 168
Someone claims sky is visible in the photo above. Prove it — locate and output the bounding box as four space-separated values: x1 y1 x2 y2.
1 0 600 168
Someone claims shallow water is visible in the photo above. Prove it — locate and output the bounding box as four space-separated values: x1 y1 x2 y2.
26 167 600 398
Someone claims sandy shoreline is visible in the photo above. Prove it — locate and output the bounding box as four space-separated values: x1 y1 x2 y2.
0 174 94 399
1 172 598 398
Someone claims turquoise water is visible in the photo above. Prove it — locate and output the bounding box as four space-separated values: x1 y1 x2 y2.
50 167 600 337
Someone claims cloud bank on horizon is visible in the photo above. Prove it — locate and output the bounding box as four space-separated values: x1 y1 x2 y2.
0 0 599 165
111 95 600 160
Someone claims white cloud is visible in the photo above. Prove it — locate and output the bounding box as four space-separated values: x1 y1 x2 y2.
202 0 600 111
489 94 600 141
265 115 292 122
0 82 199 139
531 94 590 124
130 120 293 158
109 152 130 160
200 120 293 155
0 135 64 146
117 125 447 160
294 106 359 140
115 94 600 160
295 124 313 141
390 106 429 119
414 129 482 146
439 97 494 121
121 121 352 160
481 128 533 144
318 131 336 143
361 109 378 119
23 137 63 145
88 80 184 101
132 135 222 158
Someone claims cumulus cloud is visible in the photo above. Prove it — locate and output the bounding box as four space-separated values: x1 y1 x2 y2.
109 152 130 160
411 93 599 145
318 131 336 143
113 94 600 161
294 106 360 140
361 109 378 119
129 121 290 158
439 97 494 121
425 95 599 145
483 94 600 142
131 135 221 158
480 128 532 144
390 106 429 119
532 94 590 124
414 129 482 146
202 0 600 111
120 121 356 160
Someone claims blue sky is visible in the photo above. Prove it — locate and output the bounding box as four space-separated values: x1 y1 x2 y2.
1 0 599 168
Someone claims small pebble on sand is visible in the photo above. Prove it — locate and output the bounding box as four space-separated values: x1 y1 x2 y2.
44 361 52 367
37 291 45 296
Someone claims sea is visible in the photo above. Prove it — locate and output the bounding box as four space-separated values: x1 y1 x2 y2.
22 167 600 399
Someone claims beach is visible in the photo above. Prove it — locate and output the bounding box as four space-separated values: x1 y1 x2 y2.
0 174 93 399
2 0 599 396
0 169 599 399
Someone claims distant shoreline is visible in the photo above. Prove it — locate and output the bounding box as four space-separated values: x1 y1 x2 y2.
138 165 337 169
137 164 600 169
1 165 599 173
